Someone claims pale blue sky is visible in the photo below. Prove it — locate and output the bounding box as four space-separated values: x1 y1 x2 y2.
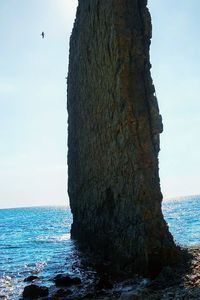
149 0 200 199
0 1 199 208
0 0 77 208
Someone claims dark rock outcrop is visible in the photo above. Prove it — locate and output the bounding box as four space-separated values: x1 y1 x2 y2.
96 277 113 290
24 275 39 282
54 288 72 298
67 0 179 276
22 284 48 298
54 274 81 286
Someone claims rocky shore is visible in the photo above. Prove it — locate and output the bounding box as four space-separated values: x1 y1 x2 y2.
21 246 200 299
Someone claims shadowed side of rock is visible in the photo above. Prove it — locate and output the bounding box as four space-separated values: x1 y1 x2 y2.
67 0 179 277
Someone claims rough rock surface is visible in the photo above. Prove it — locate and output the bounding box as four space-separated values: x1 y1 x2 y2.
54 274 81 286
67 0 179 276
47 247 200 299
22 284 48 298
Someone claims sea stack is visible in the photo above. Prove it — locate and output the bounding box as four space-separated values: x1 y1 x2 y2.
67 0 179 276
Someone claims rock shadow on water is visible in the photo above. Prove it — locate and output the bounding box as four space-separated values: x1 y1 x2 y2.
21 236 200 299
49 245 200 299
20 239 149 299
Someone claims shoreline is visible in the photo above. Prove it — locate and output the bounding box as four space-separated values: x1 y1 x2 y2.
20 246 200 299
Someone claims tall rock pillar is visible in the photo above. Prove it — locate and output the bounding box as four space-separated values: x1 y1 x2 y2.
67 0 179 276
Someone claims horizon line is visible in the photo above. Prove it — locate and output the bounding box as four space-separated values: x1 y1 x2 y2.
0 204 70 210
1 193 200 209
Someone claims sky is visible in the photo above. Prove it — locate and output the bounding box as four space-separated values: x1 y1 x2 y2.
149 0 200 199
0 1 199 208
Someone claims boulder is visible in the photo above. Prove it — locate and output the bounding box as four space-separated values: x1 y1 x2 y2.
54 274 81 287
54 288 72 297
96 277 113 290
24 276 39 282
22 284 48 298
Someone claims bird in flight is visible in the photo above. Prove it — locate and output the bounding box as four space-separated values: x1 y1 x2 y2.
41 32 45 38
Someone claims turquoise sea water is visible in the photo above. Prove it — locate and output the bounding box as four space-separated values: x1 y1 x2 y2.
163 195 200 246
0 196 200 299
0 207 74 299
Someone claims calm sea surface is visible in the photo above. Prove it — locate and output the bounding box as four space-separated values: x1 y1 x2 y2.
0 196 200 299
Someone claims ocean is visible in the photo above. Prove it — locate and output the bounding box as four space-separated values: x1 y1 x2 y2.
0 196 200 299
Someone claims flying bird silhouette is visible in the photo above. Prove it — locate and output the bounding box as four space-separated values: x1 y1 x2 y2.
41 32 44 38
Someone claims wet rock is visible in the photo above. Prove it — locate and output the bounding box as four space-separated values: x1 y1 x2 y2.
81 292 95 299
22 284 48 298
54 288 72 298
147 267 176 290
119 291 140 300
96 277 113 290
54 274 81 287
24 275 39 282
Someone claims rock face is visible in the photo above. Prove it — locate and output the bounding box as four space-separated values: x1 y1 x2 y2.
67 0 179 276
